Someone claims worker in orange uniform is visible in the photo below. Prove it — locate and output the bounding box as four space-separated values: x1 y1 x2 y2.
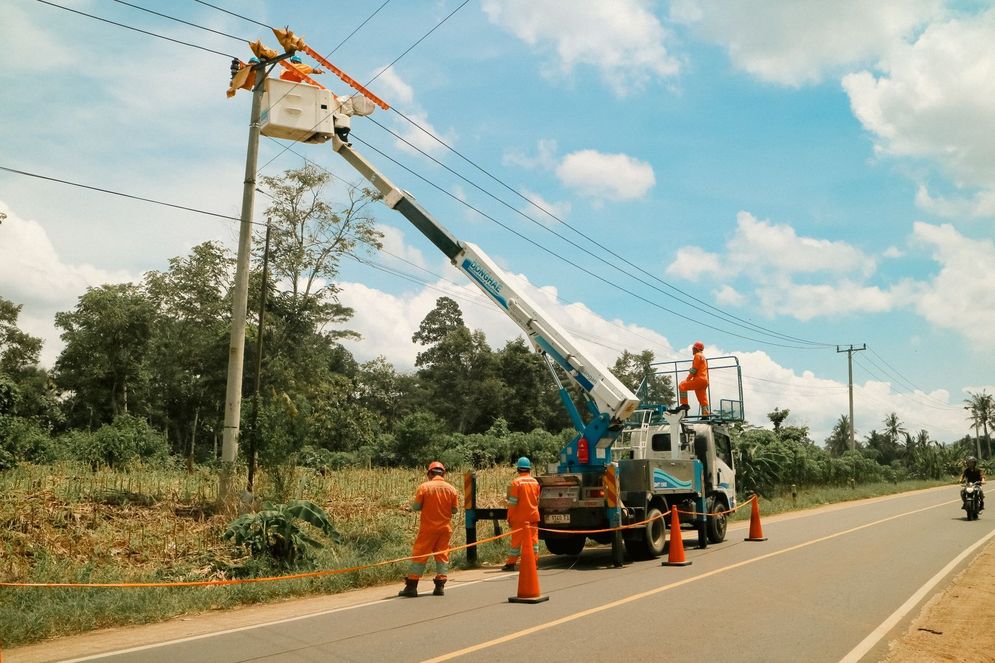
398 461 460 597
670 341 709 416
279 55 324 83
502 457 541 571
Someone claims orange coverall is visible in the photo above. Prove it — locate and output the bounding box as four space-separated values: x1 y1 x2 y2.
679 351 709 415
505 473 541 566
279 62 321 83
406 475 459 581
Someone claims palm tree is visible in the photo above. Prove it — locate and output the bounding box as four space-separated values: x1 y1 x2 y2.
964 391 993 459
882 412 907 461
825 415 850 457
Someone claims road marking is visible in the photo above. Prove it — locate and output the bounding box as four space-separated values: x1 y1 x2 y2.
424 499 958 663
57 579 493 663
838 525 995 663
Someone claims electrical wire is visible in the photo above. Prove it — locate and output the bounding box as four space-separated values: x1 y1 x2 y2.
33 0 238 58
0 165 266 225
387 108 835 349
111 0 251 42
192 0 271 29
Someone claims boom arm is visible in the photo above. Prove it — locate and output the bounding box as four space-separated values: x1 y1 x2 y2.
332 138 639 433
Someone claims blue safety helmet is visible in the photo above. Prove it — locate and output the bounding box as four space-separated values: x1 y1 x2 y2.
516 457 531 471
290 55 302 64
248 57 260 64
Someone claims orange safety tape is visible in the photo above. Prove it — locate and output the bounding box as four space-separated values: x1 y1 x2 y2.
301 45 390 110
539 494 759 535
0 528 522 589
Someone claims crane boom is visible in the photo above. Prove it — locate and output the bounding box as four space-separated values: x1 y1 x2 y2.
334 139 639 428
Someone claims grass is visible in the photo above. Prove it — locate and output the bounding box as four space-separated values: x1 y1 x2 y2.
0 464 956 649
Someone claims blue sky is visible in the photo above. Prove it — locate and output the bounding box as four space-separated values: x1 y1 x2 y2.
1 0 993 443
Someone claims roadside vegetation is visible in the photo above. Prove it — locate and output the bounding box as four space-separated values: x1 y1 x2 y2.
1 166 992 648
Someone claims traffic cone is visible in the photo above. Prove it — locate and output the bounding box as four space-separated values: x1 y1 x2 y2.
745 495 767 542
662 505 692 566
508 525 549 604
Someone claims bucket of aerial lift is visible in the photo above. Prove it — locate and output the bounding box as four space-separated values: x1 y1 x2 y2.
259 77 335 143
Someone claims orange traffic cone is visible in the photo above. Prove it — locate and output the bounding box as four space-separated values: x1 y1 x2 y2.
508 525 549 604
662 505 692 566
745 495 768 542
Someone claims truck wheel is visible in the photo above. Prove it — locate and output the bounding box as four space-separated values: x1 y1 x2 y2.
706 496 728 543
544 535 586 556
624 506 666 560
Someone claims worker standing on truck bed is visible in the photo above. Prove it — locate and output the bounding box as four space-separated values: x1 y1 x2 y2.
672 341 710 416
398 461 460 597
502 457 541 571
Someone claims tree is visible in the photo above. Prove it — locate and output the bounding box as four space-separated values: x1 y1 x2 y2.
610 350 674 404
55 284 156 427
964 391 993 459
495 338 566 432
767 407 790 432
0 297 42 374
824 415 851 457
259 164 383 332
411 297 502 434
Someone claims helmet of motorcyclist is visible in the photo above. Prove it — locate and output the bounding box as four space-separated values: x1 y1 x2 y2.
692 341 704 352
966 456 977 466
427 460 445 475
516 457 532 472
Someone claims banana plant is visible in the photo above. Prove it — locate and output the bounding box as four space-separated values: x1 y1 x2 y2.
223 499 340 567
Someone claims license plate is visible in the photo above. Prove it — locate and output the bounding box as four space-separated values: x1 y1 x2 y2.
545 514 570 524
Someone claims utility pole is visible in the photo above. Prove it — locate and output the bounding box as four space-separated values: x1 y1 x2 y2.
247 216 272 495
219 56 288 506
837 344 866 452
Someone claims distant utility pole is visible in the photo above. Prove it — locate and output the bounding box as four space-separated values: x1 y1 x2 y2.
219 56 289 506
837 344 866 452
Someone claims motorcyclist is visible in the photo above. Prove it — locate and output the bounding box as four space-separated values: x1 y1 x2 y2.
960 456 985 512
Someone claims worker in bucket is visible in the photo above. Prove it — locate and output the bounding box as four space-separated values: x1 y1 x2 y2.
399 461 460 597
502 457 541 571
670 341 709 416
279 54 324 83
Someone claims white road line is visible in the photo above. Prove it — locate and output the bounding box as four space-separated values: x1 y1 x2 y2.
838 525 995 663
57 579 491 663
424 499 957 662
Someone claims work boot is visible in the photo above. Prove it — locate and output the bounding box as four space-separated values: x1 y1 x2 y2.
397 578 418 598
432 577 446 596
667 404 690 414
501 562 516 572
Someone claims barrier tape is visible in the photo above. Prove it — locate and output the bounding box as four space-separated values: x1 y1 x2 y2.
537 495 758 535
0 528 522 589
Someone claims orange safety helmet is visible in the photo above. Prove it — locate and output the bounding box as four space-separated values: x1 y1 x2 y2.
692 341 705 352
427 461 446 475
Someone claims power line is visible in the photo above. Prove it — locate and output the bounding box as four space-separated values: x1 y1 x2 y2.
33 0 238 58
387 108 835 349
0 165 264 225
255 0 469 173
192 0 271 29
111 0 251 42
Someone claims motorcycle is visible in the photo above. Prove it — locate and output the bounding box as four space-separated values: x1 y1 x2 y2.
962 481 983 521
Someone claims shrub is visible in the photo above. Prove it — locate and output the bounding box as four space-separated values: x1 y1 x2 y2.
62 415 170 469
222 499 340 569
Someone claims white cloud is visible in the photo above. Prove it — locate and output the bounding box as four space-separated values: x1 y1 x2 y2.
668 211 875 282
843 9 995 212
520 189 570 225
555 150 655 202
377 225 429 270
0 203 137 366
883 246 904 258
0 3 75 70
673 0 942 86
668 246 725 281
714 285 744 307
914 184 995 220
372 67 415 106
755 280 901 321
370 68 454 156
503 139 559 171
482 0 679 96
909 221 995 348
728 212 876 277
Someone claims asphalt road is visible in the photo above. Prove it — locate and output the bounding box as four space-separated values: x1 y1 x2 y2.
36 486 995 663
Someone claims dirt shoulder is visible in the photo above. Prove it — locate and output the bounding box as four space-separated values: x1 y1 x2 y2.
883 536 995 662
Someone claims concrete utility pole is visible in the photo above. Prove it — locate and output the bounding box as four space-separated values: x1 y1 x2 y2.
837 344 866 452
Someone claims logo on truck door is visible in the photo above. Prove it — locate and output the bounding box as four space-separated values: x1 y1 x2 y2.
652 469 692 490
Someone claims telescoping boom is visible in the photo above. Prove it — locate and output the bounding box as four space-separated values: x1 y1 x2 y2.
332 139 639 457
